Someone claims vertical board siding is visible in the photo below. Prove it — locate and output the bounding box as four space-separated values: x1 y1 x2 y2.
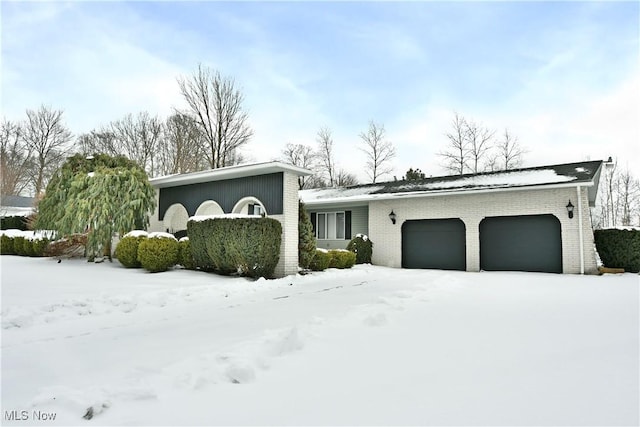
158 173 284 219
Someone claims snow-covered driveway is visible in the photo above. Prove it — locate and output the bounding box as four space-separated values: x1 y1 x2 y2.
1 256 638 426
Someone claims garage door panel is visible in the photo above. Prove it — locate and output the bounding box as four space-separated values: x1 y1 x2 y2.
480 214 562 273
402 219 466 271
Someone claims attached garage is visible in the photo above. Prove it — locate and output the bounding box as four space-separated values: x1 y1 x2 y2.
402 219 466 270
480 214 562 273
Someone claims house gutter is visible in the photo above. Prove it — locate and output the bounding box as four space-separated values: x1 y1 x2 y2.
577 185 585 275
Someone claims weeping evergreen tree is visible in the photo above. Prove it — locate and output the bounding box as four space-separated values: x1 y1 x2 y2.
36 154 156 261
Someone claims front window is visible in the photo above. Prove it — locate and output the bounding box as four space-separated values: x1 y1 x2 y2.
316 212 345 240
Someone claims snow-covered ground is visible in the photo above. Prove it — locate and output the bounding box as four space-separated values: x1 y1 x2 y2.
1 256 638 426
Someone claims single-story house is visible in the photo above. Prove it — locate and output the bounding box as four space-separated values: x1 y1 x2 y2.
300 160 604 275
0 195 36 218
147 159 604 276
147 162 312 277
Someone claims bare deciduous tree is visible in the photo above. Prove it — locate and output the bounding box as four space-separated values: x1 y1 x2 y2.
80 113 164 176
316 126 336 187
439 112 468 175
594 160 640 228
23 105 72 195
617 167 640 226
158 112 207 175
1 120 32 196
178 64 252 169
108 112 163 176
335 168 359 187
281 143 316 189
77 131 119 157
359 121 396 183
465 119 494 174
496 128 526 170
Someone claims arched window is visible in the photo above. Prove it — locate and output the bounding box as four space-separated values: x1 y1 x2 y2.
232 197 267 216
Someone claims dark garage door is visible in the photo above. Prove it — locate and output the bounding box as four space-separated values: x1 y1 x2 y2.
480 214 562 273
402 219 466 270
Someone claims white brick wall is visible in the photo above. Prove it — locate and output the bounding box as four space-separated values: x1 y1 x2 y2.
147 190 163 233
273 172 300 277
369 186 597 274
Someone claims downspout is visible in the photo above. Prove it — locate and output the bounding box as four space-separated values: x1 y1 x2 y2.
577 185 585 274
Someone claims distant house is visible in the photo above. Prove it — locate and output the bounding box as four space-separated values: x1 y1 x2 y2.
300 161 604 275
146 160 604 276
0 195 35 218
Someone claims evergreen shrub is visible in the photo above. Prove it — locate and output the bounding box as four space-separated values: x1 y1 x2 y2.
138 235 179 273
594 229 640 273
1 235 15 254
328 249 356 269
115 235 147 268
188 217 282 278
346 234 373 264
187 220 215 271
0 216 28 231
298 201 316 269
13 236 27 256
178 238 196 270
309 249 332 271
31 238 50 257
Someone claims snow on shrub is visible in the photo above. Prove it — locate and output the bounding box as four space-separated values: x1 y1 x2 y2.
115 234 147 268
346 234 373 264
187 216 282 278
178 238 196 270
123 230 148 238
328 249 356 269
309 249 331 271
137 235 179 273
148 231 177 240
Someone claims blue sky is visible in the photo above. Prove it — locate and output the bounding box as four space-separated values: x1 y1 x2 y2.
2 1 638 180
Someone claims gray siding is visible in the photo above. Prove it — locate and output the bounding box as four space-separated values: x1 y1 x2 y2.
310 205 369 250
159 173 284 219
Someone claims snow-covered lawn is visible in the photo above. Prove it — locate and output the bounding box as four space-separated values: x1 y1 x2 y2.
1 256 638 426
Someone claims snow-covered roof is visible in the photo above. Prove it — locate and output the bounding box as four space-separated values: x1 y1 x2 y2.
150 161 313 188
301 160 604 206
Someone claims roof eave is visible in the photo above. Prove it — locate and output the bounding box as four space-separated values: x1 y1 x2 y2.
150 161 313 188
301 181 595 206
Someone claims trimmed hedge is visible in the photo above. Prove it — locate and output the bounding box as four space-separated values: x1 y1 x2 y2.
594 229 640 273
1 235 15 254
328 249 356 269
0 216 28 231
187 221 215 271
310 249 332 271
13 236 27 256
346 234 373 264
115 235 147 268
188 217 282 278
30 238 50 257
138 236 179 273
178 238 196 270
